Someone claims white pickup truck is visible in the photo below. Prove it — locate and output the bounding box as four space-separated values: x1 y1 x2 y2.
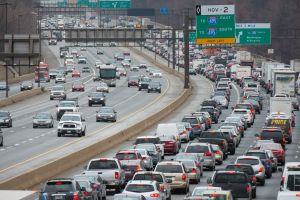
84 158 126 193
278 163 300 199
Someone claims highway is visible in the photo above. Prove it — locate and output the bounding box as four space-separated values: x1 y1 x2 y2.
52 47 300 200
0 44 184 183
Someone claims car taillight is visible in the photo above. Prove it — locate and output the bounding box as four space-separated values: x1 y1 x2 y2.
187 127 192 131
211 194 219 197
259 166 264 173
215 150 222 155
73 193 79 200
150 193 159 198
115 171 119 179
194 124 201 129
83 191 89 196
204 152 212 156
282 137 286 144
252 176 256 182
280 149 284 155
266 159 271 164
182 174 187 181
196 163 200 167
288 128 292 133
246 185 251 193
192 168 197 173
281 176 285 186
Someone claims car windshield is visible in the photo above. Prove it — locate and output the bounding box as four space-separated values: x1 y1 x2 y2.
73 82 82 86
35 113 50 119
180 160 194 168
52 86 64 91
214 173 247 183
156 164 183 173
99 108 113 113
0 112 9 117
186 145 209 153
59 102 76 107
182 117 198 124
91 92 104 97
136 138 159 144
135 144 155 152
128 76 139 81
116 153 137 160
212 145 220 151
200 107 214 112
88 160 118 170
149 82 160 87
126 184 154 193
159 135 175 142
236 159 259 165
60 115 80 122
133 174 163 183
44 181 73 192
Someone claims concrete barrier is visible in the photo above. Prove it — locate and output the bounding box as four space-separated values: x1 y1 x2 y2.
7 73 34 84
0 88 45 108
0 51 192 190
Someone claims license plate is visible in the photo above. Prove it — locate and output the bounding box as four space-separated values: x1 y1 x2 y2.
94 101 98 102
67 130 71 133
54 196 64 200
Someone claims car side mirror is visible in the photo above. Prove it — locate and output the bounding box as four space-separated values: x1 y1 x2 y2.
207 177 212 184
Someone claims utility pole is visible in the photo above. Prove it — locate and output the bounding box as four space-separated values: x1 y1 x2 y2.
184 15 190 89
0 2 12 97
172 29 176 70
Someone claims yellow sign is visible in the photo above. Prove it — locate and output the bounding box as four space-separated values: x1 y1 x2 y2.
196 38 235 44
270 119 287 125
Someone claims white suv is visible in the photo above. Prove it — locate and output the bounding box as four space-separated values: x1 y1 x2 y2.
57 112 86 137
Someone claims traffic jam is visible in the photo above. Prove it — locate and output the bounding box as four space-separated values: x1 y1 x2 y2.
38 42 300 199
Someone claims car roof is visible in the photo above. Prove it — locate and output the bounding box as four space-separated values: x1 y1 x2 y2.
188 142 210 146
237 156 260 160
128 180 157 185
156 161 182 165
136 136 159 139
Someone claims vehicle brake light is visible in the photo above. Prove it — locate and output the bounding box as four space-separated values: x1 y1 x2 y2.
73 193 79 200
227 171 235 174
83 191 89 196
259 166 264 173
55 182 63 185
215 151 222 155
252 176 256 182
296 194 300 197
281 176 285 186
211 194 219 197
115 171 119 179
150 193 159 198
196 163 200 167
192 168 197 173
288 128 292 133
194 124 201 129
246 185 251 193
204 152 212 156
182 174 187 181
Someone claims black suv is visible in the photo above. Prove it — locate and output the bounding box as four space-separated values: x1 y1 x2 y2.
88 92 106 107
207 170 252 199
225 164 257 198
138 77 151 91
148 81 162 93
200 106 220 123
0 111 12 127
201 99 222 113
39 178 84 200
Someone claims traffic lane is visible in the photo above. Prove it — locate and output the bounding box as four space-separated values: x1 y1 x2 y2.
0 50 181 182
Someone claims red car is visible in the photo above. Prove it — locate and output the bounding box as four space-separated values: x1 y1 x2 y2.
72 81 85 92
127 76 139 87
158 135 180 155
72 70 81 77
260 143 285 165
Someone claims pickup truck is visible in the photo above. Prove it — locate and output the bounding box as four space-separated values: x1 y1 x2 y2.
84 158 126 193
198 131 229 158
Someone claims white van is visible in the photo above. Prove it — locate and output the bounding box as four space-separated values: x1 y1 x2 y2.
156 123 180 140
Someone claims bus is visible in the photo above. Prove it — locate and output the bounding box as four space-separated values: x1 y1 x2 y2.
99 63 117 87
35 62 50 82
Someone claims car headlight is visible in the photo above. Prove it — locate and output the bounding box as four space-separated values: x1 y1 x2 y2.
148 87 152 89
100 98 104 100
4 119 9 122
88 98 92 100
110 115 114 117
58 123 63 127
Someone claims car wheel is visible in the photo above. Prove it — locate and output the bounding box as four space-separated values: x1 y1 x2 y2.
166 194 171 200
260 179 265 186
33 125 36 128
138 88 141 91
9 121 12 127
50 97 53 100
102 103 106 106
88 103 92 107
78 132 82 137
82 129 86 136
147 90 150 93
96 119 100 122
288 138 292 144
57 132 61 137
230 149 235 155
292 121 295 127
252 189 256 198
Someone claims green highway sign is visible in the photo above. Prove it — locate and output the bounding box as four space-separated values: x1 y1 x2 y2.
99 0 131 8
189 32 196 42
196 5 236 44
235 23 271 45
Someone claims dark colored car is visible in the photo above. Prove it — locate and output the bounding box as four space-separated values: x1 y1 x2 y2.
201 99 222 112
189 68 197 75
225 164 257 198
49 69 59 79
72 81 85 92
220 130 236 155
39 178 84 200
128 76 139 87
0 111 12 127
265 117 292 144
245 149 273 178
258 127 286 148
207 171 252 199
33 112 54 128
138 77 151 91
88 92 106 107
0 82 9 91
200 106 220 123
97 49 103 55
96 107 117 122
198 131 228 158
148 81 161 93
182 116 203 137
20 81 34 91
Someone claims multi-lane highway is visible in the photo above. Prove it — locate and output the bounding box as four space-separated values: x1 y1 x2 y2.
0 44 184 183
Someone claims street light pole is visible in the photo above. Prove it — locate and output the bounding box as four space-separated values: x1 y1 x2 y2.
184 15 190 89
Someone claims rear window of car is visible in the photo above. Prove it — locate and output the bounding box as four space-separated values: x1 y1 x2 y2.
287 175 300 191
116 153 137 160
202 101 216 106
261 130 283 140
214 173 247 183
182 117 198 124
155 164 183 173
245 152 266 159
133 174 163 183
203 194 227 200
45 181 73 192
226 165 254 175
185 145 209 153
200 131 224 139
135 138 159 144
126 184 155 193
236 159 259 165
200 108 214 112
233 110 247 114
88 160 118 170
